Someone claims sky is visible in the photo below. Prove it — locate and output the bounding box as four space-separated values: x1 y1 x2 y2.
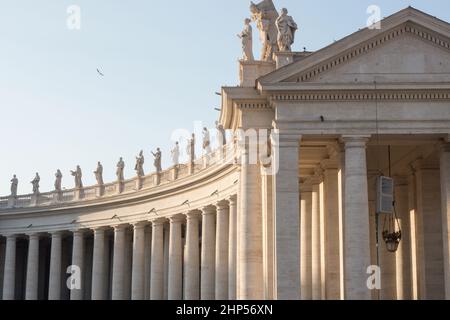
1 0 450 196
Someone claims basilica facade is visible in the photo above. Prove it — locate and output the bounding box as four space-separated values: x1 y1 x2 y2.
1 5 450 300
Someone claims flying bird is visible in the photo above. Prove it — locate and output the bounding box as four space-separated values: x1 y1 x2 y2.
97 68 105 77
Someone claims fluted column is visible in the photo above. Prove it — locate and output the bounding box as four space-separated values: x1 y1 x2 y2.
112 225 127 300
215 201 229 300
201 206 216 300
440 142 450 300
228 195 237 300
342 135 371 300
25 234 40 300
48 231 63 300
271 131 301 300
300 184 313 300
168 215 184 300
91 227 107 300
131 222 146 300
2 235 16 300
70 230 85 300
184 211 200 300
150 218 166 300
311 179 322 300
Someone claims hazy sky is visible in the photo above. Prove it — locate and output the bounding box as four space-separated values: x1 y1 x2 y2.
1 0 450 195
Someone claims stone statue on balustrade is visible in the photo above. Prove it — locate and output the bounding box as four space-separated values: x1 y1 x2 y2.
10 175 18 197
202 127 211 154
31 173 40 195
187 133 196 163
215 121 226 146
54 169 62 192
135 151 145 177
152 148 162 173
71 165 83 189
94 162 104 185
116 157 125 181
238 18 254 61
171 142 180 166
275 8 298 52
250 0 279 61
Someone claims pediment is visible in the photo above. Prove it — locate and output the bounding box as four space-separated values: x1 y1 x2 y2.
258 7 450 88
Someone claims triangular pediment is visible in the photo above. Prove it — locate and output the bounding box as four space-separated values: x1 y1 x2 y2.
258 7 450 88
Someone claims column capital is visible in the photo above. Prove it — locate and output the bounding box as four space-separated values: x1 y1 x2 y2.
340 135 371 147
169 214 185 223
202 205 216 215
216 200 229 211
321 158 339 171
132 222 148 229
49 231 64 237
300 182 313 193
150 217 167 226
26 233 41 239
439 140 450 153
185 210 201 220
3 234 17 240
112 224 129 232
91 226 109 233
228 194 237 205
71 229 88 236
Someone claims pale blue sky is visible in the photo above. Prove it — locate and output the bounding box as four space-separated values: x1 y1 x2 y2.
1 0 449 195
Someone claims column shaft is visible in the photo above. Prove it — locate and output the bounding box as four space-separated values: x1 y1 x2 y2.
48 232 62 300
216 202 229 300
271 133 301 300
70 230 85 300
201 207 216 300
112 225 126 300
311 182 322 300
228 196 237 300
150 220 165 300
2 236 16 300
440 143 450 299
300 188 312 300
168 217 183 300
25 234 40 300
184 212 200 300
342 136 371 300
92 228 107 300
131 223 146 300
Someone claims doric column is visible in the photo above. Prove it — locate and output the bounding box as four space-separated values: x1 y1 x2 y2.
2 235 16 300
440 142 450 300
394 176 412 300
91 227 107 300
131 222 147 300
322 158 342 300
201 206 216 300
25 234 40 300
184 211 201 300
70 230 85 300
228 195 237 300
341 135 371 300
215 200 229 300
168 215 184 300
271 131 301 300
48 231 63 300
238 140 263 300
112 225 127 300
311 178 322 300
300 183 312 300
150 218 165 300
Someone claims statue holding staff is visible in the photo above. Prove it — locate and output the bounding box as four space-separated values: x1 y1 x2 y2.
94 162 104 185
71 165 83 189
152 148 162 173
135 150 145 177
31 173 40 195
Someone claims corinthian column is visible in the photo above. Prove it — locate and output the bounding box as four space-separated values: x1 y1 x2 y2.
168 215 184 300
215 200 229 300
184 211 200 300
2 235 16 300
342 135 371 300
150 218 166 300
70 230 85 300
112 225 127 300
25 234 40 300
91 227 107 300
201 206 216 300
131 223 147 300
48 231 63 300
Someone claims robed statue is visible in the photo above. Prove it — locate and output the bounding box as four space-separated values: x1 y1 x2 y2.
276 8 298 52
